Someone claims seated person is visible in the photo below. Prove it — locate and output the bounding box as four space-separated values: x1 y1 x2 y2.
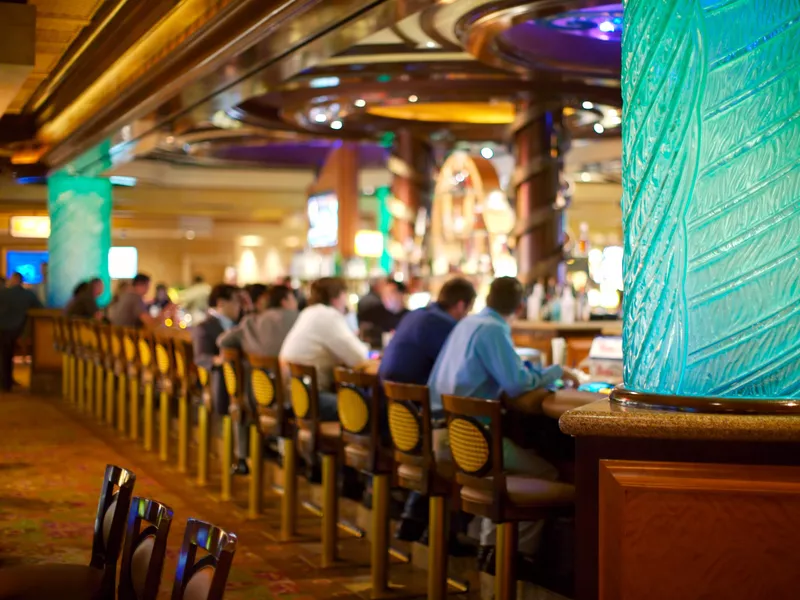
428 276 566 579
218 284 298 356
108 273 162 328
378 277 476 543
358 278 408 348
191 284 244 471
280 277 369 421
149 283 172 312
65 278 103 320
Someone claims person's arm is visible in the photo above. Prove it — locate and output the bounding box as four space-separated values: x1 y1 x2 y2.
191 323 217 370
474 324 541 399
325 313 370 368
217 320 245 349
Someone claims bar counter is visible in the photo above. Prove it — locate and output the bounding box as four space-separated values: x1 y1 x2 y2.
561 398 800 600
511 319 621 367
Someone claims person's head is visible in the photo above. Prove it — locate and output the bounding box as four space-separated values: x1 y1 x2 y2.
246 284 268 311
73 281 89 297
437 277 477 321
193 275 204 285
280 276 294 289
486 276 525 321
8 272 23 287
381 279 407 314
309 277 348 314
368 276 386 295
132 273 152 297
90 277 104 298
268 284 298 311
154 283 169 302
209 284 242 321
114 280 130 298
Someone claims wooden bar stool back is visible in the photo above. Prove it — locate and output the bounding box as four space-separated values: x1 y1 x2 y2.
441 395 575 600
119 497 173 600
154 334 177 462
170 519 238 600
384 381 456 600
110 326 127 433
122 328 141 440
97 323 116 426
137 329 157 451
171 336 194 474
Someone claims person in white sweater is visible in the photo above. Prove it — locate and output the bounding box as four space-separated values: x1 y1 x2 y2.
280 277 370 421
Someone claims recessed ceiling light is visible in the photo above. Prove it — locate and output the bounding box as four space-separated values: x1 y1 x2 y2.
408 95 419 103
314 113 327 123
582 101 594 110
331 120 343 130
425 41 438 48
355 99 366 108
598 21 615 33
594 123 605 134
480 147 494 159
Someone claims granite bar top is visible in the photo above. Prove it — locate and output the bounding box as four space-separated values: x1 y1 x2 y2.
560 399 800 442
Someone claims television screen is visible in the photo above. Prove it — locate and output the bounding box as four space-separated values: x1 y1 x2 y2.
5 250 48 284
108 247 138 279
307 192 338 248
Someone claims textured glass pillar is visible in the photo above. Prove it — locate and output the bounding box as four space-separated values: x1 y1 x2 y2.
47 176 112 308
622 0 800 400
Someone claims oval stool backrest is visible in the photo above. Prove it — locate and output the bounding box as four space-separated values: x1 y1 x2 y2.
119 497 173 600
171 519 237 600
91 464 136 572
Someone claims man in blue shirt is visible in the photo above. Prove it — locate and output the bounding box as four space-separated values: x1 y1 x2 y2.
379 277 476 544
428 276 565 577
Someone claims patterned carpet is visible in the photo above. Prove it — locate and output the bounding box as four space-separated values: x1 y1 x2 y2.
0 391 395 599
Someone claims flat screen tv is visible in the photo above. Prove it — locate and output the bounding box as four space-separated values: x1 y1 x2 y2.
5 250 48 284
307 192 338 248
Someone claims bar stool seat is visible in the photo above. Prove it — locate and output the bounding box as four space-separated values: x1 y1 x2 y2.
297 422 341 451
396 460 456 484
461 477 574 508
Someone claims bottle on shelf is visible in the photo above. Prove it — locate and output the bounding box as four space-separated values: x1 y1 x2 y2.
527 282 545 321
560 286 576 324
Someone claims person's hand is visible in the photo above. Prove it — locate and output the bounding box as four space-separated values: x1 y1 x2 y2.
561 370 581 389
212 355 225 366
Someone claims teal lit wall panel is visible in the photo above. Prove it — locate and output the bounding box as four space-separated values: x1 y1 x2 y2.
47 176 112 308
622 0 800 399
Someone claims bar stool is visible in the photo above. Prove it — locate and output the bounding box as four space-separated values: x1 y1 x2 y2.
384 382 467 600
122 328 141 441
218 348 242 502
172 336 195 474
194 355 213 487
110 326 128 435
248 354 291 530
154 334 176 462
70 319 84 408
441 395 575 600
53 316 69 401
288 363 342 568
91 322 107 422
97 323 116 427
335 367 401 597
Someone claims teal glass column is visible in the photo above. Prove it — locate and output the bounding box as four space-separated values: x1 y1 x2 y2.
622 0 800 400
47 176 112 308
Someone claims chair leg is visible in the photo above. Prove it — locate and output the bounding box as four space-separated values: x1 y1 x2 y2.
495 522 518 600
105 370 115 426
177 393 189 473
428 496 449 600
321 453 338 568
144 383 154 451
248 424 263 519
62 354 69 400
159 390 169 461
117 373 127 434
86 362 94 415
370 473 391 596
130 378 139 441
281 437 298 540
221 415 233 501
95 365 104 421
197 404 210 486
77 359 85 412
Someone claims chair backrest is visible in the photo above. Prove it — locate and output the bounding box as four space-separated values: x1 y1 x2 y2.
123 328 140 373
170 519 237 600
71 319 84 354
247 353 286 437
221 347 242 405
119 497 173 600
97 322 110 356
138 329 155 376
288 362 323 453
441 394 506 518
53 316 63 350
172 336 194 393
335 368 388 473
154 334 176 390
91 464 137 571
383 381 439 494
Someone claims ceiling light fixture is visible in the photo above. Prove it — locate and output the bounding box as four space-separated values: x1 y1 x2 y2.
594 123 605 134
480 147 494 159
425 41 438 48
355 99 366 108
408 95 419 103
331 120 343 130
598 21 615 33
314 113 327 123
582 101 594 110
581 172 591 182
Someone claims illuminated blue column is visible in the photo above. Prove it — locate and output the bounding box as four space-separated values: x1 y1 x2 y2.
47 176 112 308
622 0 800 400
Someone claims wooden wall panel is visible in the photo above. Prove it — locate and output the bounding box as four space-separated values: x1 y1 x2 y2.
599 460 800 600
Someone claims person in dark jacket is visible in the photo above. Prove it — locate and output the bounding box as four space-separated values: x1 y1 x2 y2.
65 278 103 319
0 272 42 391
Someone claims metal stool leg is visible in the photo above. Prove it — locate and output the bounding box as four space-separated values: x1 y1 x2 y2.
248 424 263 518
95 364 104 420
321 453 338 568
143 383 154 451
221 415 233 501
281 437 298 540
86 362 94 415
370 473 391 596
495 522 518 600
428 496 449 600
197 404 210 486
177 394 189 473
159 390 169 461
62 354 69 400
77 359 85 411
117 373 127 434
130 377 139 440
105 370 115 426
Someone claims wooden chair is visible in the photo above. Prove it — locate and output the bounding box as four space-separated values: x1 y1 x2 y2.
53 316 68 400
0 464 136 600
288 362 342 567
384 382 461 600
220 348 243 500
335 368 396 595
119 498 173 600
172 337 196 475
122 328 141 441
154 334 177 463
169 519 237 600
82 321 100 417
441 395 575 600
137 329 158 452
97 324 116 427
72 319 89 412
110 326 128 434
185 339 213 487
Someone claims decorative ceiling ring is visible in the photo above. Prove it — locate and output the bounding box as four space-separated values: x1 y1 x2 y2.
454 0 622 80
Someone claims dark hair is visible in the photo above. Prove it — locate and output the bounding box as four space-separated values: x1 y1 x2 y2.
133 273 151 287
437 277 477 310
209 284 239 307
10 271 23 282
267 285 294 309
246 283 268 306
486 277 524 316
73 281 90 296
385 279 408 294
309 277 347 306
193 275 204 284
90 277 102 286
